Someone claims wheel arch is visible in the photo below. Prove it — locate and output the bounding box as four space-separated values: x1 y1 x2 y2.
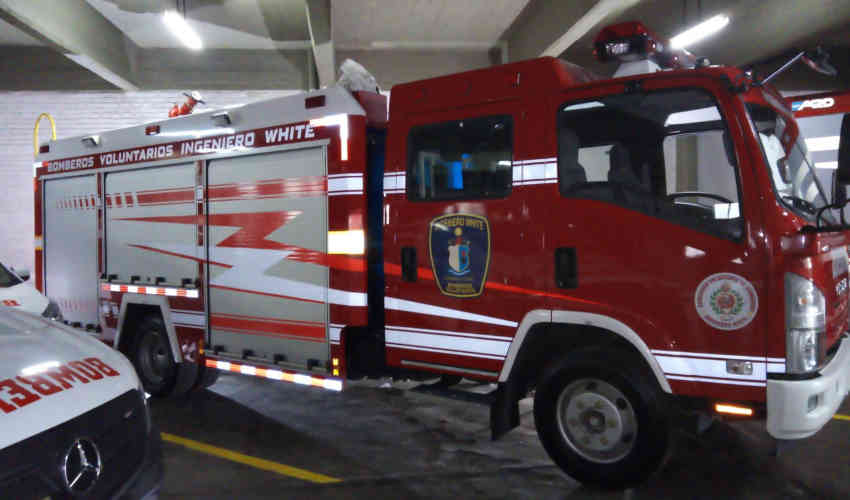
499 310 671 394
114 294 182 363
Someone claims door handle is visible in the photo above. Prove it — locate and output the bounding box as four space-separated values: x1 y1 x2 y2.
401 247 417 282
555 247 577 289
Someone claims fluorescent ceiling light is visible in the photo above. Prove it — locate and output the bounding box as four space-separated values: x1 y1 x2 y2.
806 136 840 152
815 161 838 170
163 10 203 50
670 15 730 49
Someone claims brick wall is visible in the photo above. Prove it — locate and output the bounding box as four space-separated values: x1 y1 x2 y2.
0 90 294 273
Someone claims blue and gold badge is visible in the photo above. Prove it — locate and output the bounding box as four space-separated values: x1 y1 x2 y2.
429 214 490 298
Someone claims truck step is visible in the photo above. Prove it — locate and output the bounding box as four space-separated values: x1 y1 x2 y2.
410 381 498 406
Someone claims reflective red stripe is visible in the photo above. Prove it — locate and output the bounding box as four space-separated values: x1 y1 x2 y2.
210 315 325 340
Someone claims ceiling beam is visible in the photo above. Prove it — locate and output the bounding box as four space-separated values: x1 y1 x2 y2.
541 0 641 58
503 0 640 62
305 0 335 88
0 0 139 90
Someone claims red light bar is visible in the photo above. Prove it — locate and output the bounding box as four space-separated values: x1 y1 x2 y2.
594 22 662 63
594 21 696 70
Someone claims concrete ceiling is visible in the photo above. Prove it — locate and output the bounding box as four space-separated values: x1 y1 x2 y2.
549 0 850 90
0 0 847 92
87 0 311 48
333 0 529 49
0 18 42 45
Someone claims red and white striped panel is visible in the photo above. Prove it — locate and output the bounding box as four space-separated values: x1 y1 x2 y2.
101 283 199 298
205 358 343 391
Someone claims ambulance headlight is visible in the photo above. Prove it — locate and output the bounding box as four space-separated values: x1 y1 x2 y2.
785 273 825 373
42 299 63 321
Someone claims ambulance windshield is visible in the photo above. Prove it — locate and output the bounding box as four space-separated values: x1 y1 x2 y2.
747 103 834 224
0 264 22 288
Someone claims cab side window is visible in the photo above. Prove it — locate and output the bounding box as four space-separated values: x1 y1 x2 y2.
407 115 512 201
557 90 743 240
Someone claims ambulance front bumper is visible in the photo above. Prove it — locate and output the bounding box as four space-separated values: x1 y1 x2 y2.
766 333 850 440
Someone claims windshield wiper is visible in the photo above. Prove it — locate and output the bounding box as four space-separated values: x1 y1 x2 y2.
805 198 850 232
782 195 818 215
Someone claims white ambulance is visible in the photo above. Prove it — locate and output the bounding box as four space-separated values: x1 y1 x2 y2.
0 307 162 499
0 262 61 320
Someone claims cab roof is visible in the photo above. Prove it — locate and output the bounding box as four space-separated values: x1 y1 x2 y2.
389 57 599 118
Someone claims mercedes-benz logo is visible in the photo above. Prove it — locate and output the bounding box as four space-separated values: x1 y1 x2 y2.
62 438 102 494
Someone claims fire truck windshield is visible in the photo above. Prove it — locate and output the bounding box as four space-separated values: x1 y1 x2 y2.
747 103 835 225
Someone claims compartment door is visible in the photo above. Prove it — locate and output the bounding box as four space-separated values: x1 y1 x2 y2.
105 163 198 287
207 148 330 371
43 174 99 326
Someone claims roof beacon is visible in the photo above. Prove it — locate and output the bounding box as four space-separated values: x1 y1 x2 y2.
594 21 696 77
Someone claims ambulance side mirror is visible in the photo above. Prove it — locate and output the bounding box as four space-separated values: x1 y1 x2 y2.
835 114 850 204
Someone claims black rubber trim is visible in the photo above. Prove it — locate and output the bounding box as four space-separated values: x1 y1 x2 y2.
767 371 821 381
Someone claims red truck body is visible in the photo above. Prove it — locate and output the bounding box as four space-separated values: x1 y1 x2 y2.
32 26 850 486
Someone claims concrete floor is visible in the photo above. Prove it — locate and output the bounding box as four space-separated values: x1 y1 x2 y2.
151 373 850 499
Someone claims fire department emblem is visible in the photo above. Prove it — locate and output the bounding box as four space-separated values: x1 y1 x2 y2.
694 273 758 331
429 214 490 298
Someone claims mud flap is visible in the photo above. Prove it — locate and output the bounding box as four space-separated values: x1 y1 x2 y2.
172 359 200 396
490 381 520 440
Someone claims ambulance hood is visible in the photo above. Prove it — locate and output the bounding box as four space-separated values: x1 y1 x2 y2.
0 308 139 450
0 281 50 317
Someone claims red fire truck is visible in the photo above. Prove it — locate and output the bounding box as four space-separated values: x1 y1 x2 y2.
32 22 850 486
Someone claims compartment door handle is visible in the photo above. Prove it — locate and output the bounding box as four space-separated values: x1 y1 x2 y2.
401 247 417 282
555 247 578 289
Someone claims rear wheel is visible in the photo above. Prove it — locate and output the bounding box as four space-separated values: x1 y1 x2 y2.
533 348 670 488
132 315 177 397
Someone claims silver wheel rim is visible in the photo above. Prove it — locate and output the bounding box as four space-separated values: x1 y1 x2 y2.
555 378 637 464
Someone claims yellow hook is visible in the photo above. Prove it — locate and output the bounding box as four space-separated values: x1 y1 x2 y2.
33 113 56 158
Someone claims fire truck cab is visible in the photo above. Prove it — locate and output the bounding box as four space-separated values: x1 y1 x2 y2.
33 22 850 487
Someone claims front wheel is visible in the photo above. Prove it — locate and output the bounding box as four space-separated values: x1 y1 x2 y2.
534 348 670 488
132 315 177 397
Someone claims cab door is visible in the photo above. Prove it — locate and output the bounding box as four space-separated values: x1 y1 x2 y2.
383 105 542 378
548 81 769 398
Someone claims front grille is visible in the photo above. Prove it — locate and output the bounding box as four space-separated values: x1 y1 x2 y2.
0 389 148 499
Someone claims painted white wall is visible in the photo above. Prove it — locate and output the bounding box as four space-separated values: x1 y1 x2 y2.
0 90 294 276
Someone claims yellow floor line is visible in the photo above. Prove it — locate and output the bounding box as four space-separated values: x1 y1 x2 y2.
161 432 341 484
835 414 850 422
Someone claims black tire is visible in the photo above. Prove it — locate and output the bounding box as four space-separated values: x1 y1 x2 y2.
533 347 670 489
132 315 177 397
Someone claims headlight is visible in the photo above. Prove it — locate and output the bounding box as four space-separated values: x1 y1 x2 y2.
41 299 63 321
785 273 825 373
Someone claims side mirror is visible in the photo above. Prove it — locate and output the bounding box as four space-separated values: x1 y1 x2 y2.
778 157 792 183
837 114 850 187
13 268 30 281
801 47 838 77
